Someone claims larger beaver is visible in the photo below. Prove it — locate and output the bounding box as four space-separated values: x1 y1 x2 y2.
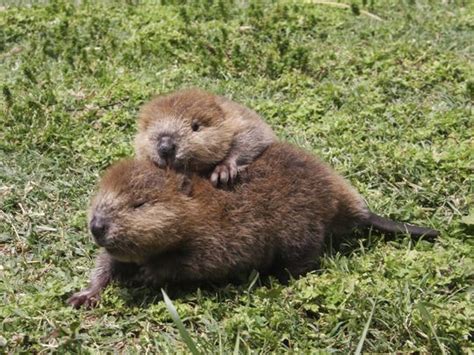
68 143 438 308
134 89 277 186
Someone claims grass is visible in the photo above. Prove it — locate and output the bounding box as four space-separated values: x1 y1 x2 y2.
0 0 473 352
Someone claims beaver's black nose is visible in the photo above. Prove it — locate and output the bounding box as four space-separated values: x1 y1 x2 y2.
158 136 176 158
90 215 109 246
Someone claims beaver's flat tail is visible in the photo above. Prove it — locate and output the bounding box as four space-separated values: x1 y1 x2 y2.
365 211 439 238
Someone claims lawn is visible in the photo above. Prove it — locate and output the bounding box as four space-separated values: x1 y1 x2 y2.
0 0 472 352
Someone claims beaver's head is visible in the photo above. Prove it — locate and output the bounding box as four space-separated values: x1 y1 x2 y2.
135 89 236 173
88 159 194 263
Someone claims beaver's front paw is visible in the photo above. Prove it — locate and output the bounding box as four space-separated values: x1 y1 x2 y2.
211 160 238 187
67 289 101 309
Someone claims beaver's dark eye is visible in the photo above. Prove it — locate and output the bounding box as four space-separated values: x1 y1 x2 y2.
132 201 147 209
191 121 200 132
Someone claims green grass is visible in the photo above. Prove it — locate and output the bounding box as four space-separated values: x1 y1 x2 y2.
1 0 473 352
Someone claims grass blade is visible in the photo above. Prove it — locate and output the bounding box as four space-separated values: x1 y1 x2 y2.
355 300 376 355
416 302 446 355
305 0 384 21
233 331 241 355
247 270 260 293
161 289 201 355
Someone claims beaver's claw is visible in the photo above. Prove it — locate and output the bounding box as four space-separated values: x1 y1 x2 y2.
211 160 238 187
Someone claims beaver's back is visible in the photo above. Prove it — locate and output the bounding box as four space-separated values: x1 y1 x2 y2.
183 142 369 279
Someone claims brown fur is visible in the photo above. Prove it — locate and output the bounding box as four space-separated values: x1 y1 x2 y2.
134 88 277 186
68 143 438 308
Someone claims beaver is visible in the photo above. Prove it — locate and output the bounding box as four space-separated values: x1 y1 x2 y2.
68 143 439 308
134 88 277 186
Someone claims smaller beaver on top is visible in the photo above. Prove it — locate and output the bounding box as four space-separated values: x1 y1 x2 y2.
134 89 277 186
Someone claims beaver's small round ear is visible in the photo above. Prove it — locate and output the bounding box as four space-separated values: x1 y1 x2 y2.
176 174 193 196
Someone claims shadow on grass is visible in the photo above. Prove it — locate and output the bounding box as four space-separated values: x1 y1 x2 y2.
115 276 269 308
326 227 438 258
